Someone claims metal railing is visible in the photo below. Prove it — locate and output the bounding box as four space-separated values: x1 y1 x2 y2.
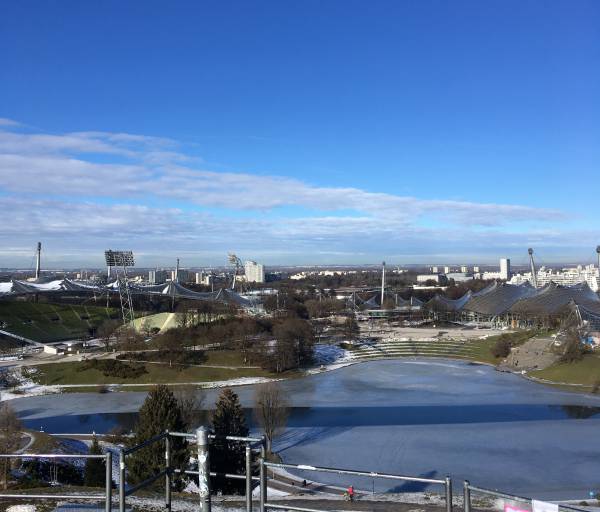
463 481 587 512
261 461 453 512
118 431 170 512
117 428 265 512
0 452 112 512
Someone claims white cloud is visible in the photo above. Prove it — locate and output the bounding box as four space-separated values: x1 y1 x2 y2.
0 121 584 265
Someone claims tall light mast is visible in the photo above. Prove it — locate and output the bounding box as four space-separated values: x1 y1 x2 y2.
35 242 41 280
175 258 180 283
381 261 386 306
596 246 600 270
528 248 538 288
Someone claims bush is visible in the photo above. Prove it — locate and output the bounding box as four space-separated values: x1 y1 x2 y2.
491 337 512 358
80 359 147 379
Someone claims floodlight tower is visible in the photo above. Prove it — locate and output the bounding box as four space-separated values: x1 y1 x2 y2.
381 261 386 306
175 258 180 283
596 246 600 270
228 253 243 290
528 248 538 288
35 242 41 280
105 250 135 326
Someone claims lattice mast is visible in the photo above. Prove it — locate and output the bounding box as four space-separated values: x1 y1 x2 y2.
105 250 135 326
528 248 538 288
228 253 243 290
381 261 386 306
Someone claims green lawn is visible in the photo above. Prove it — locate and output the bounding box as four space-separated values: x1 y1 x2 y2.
32 358 275 386
531 353 600 388
0 300 119 342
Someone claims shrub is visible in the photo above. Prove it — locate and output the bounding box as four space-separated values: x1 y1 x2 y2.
80 359 147 379
491 337 512 358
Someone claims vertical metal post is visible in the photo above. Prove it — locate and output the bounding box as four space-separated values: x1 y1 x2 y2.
445 476 453 512
105 451 112 512
259 436 267 512
245 444 252 512
119 450 125 512
463 480 471 512
165 432 172 511
197 427 211 512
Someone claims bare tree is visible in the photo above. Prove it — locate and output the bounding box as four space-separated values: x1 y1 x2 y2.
97 319 120 352
0 402 23 489
254 382 289 454
173 386 206 430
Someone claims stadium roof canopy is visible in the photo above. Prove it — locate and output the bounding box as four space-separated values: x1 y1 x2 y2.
462 282 537 316
0 278 252 308
508 282 600 316
425 291 472 312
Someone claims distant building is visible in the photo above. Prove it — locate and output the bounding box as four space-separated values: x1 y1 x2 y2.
244 261 265 283
460 265 468 273
149 269 168 284
431 266 439 273
446 272 473 283
443 266 451 274
170 269 190 283
510 264 600 291
473 266 480 273
195 272 213 286
500 258 511 280
481 258 511 281
417 274 447 284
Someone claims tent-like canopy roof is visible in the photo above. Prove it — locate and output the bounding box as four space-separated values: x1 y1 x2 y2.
0 278 253 308
509 282 600 316
462 282 537 316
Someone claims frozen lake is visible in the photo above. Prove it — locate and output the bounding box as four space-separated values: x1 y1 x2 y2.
10 358 600 499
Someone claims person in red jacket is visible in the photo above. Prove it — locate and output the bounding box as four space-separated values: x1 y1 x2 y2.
347 485 354 501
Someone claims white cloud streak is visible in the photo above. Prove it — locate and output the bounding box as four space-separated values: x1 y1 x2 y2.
0 122 582 265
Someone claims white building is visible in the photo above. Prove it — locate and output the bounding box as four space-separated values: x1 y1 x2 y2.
446 272 473 282
170 269 190 283
417 274 447 284
510 264 600 292
481 258 511 281
460 265 468 273
149 269 168 284
195 272 213 286
244 261 265 283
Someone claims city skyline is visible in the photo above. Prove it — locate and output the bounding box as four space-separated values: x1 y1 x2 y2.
1 1 599 266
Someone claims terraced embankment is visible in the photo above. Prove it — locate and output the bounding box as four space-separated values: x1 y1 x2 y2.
346 336 498 364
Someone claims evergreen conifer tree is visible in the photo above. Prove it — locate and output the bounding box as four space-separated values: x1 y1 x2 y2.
84 436 106 487
127 385 188 485
210 388 249 494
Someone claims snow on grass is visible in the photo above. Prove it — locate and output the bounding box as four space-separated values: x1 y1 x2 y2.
6 506 37 512
0 367 61 401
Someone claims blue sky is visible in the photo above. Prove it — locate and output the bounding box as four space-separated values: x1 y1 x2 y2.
0 1 599 268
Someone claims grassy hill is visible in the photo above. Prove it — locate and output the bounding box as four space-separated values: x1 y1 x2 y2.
0 300 119 342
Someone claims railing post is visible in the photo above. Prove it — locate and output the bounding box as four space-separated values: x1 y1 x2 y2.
119 450 125 512
105 451 112 512
259 436 267 512
464 480 471 512
197 426 211 512
445 476 453 512
165 432 172 512
245 444 252 512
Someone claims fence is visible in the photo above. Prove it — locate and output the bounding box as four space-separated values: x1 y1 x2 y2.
0 452 112 512
118 427 265 512
463 481 587 512
261 461 452 512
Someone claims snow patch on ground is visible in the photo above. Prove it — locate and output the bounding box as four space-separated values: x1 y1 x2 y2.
1 367 61 401
306 343 356 375
6 506 37 512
